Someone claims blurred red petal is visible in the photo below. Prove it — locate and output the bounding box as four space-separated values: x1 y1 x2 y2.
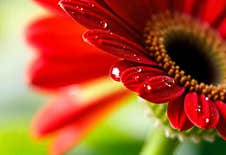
49 91 129 155
184 92 220 129
110 60 140 82
121 66 164 91
59 0 141 42
29 54 115 89
83 30 156 65
31 89 129 138
167 95 193 131
138 76 185 103
26 16 111 61
216 101 226 140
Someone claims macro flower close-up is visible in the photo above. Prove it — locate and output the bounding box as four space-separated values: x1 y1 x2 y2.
25 0 226 155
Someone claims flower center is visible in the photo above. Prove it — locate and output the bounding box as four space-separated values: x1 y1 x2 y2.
144 12 226 101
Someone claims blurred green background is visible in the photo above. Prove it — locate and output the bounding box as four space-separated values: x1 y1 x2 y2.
1 1 226 155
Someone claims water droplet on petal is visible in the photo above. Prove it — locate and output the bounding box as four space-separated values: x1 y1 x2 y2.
136 67 142 73
134 75 140 82
143 83 152 93
111 67 121 81
98 20 108 29
88 3 95 7
205 118 210 123
163 77 175 87
196 105 202 112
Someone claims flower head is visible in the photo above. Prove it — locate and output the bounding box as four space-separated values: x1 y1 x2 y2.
27 0 226 154
57 0 226 141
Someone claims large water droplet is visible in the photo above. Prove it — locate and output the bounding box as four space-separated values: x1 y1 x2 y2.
111 67 120 81
163 77 175 87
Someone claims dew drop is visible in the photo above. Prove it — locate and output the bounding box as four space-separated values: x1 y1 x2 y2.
134 75 140 82
75 5 83 11
163 78 175 87
196 105 202 112
136 67 142 73
205 118 210 123
144 83 152 93
88 3 95 7
136 57 141 62
98 20 108 29
111 67 120 81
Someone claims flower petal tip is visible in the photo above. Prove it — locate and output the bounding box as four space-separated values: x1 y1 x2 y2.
184 93 220 129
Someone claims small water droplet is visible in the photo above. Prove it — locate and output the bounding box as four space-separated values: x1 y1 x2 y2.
134 75 140 81
163 78 175 87
98 20 108 29
205 118 210 123
93 35 99 40
75 5 84 12
136 68 142 73
144 83 152 93
196 105 202 112
88 3 95 7
122 45 127 49
136 57 141 62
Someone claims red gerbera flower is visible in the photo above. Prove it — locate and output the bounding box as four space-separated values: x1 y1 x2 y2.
27 0 226 154
56 0 226 140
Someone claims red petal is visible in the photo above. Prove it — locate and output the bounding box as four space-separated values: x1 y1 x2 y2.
83 30 156 65
216 101 226 140
183 0 196 14
31 89 129 138
138 76 185 103
198 0 226 25
49 91 129 155
171 0 184 12
167 95 193 131
29 54 115 89
121 66 164 91
184 92 220 129
26 16 108 61
34 0 65 15
59 0 141 42
49 124 83 155
218 18 226 39
110 60 141 82
151 0 170 13
104 0 152 32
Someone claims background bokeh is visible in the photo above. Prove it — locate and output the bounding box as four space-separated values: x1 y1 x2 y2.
1 1 226 155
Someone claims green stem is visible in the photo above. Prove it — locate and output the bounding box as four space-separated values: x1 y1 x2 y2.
140 128 179 155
